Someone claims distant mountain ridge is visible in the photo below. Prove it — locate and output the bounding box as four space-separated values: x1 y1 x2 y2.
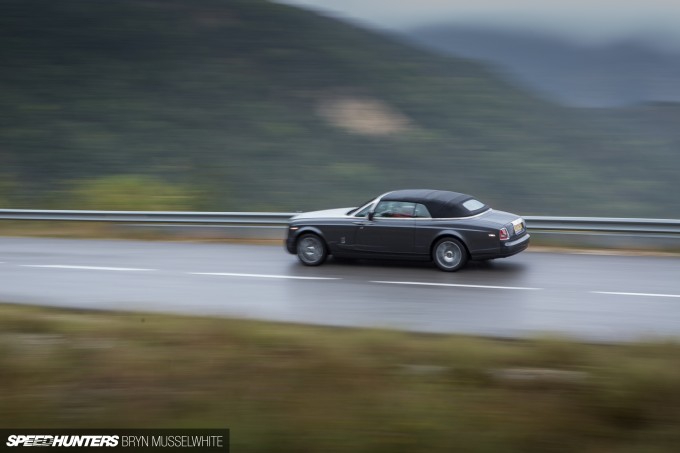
403 25 680 107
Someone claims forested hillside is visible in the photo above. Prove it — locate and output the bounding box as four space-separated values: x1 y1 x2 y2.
0 0 677 216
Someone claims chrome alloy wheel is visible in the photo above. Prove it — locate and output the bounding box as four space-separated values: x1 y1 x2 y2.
433 238 467 272
296 234 327 266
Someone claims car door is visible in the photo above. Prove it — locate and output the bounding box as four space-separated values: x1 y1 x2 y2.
352 200 416 254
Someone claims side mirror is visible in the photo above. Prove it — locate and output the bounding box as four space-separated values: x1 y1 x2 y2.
367 211 375 221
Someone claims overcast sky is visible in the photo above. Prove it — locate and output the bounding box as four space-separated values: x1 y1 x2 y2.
277 0 680 49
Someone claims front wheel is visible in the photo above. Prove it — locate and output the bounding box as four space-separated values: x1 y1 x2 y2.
432 238 468 272
296 234 328 266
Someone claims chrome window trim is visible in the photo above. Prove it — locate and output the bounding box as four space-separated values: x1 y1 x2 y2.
294 205 492 222
368 208 491 221
425 208 493 221
370 216 418 221
351 193 492 221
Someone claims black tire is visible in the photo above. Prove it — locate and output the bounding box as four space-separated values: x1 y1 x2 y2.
296 234 328 266
432 237 468 272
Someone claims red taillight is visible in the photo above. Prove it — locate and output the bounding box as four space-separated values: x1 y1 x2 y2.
499 227 509 241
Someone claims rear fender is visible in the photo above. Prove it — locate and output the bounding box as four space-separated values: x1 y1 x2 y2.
431 230 470 257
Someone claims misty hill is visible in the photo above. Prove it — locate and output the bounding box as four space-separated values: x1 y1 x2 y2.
404 25 680 108
0 0 677 217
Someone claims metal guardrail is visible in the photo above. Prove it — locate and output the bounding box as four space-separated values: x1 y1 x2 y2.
0 209 294 225
525 216 680 236
1 209 680 237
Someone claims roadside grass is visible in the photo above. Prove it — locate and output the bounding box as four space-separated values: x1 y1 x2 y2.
0 221 159 240
1 304 680 452
0 221 281 244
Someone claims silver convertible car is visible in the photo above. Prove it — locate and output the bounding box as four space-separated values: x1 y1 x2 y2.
285 189 530 271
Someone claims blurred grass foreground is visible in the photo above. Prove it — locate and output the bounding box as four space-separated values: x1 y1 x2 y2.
2 304 680 452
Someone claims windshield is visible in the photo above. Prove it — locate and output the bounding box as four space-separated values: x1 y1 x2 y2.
347 196 377 216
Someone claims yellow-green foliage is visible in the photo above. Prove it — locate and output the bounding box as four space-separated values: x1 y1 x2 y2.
0 176 16 207
69 175 195 211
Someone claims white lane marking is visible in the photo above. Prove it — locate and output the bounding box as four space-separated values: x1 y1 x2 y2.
593 291 680 299
191 272 340 280
20 265 156 272
371 281 541 290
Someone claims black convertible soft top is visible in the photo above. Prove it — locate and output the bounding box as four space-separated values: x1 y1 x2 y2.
382 189 489 218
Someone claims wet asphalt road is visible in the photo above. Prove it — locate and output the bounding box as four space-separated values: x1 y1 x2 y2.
1 237 679 341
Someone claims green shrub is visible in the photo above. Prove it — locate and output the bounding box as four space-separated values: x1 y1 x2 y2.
68 175 196 211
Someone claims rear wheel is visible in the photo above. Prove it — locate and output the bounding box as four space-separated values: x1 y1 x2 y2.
296 234 328 266
432 237 468 272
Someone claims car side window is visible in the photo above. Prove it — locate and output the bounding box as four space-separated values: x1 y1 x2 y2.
414 203 431 218
374 201 416 218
